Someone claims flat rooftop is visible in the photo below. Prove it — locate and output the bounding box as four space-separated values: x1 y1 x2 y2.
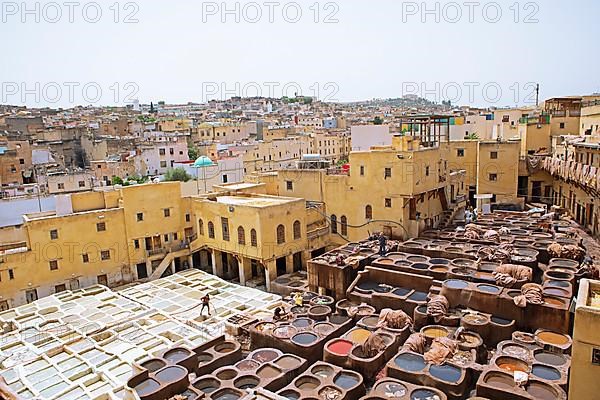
215 195 297 207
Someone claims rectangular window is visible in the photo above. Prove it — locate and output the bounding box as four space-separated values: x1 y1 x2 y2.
163 208 171 217
8 269 14 280
490 151 498 159
221 217 230 241
96 222 106 232
360 165 365 176
55 284 66 293
185 214 191 222
286 180 293 191
385 198 392 208
97 274 108 286
457 149 465 157
559 122 565 129
58 183 65 190
82 254 89 263
19 158 25 165
425 166 430 176
78 181 85 187
159 148 166 156
384 168 392 178
50 229 58 240
101 250 111 261
137 213 144 222
49 260 58 271
160 161 167 168
169 148 174 155
134 239 140 249
489 173 498 181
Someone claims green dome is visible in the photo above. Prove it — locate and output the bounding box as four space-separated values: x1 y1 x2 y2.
193 156 214 167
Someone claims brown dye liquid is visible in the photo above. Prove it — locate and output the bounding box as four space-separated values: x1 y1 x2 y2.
485 375 514 389
497 360 527 373
526 383 557 399
257 365 280 379
423 327 448 339
275 356 300 369
538 332 569 346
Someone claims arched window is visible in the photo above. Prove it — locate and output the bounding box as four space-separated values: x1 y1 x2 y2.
198 219 204 235
250 229 257 247
277 225 286 244
208 221 215 239
331 215 338 234
365 205 373 220
293 220 301 240
341 216 348 236
237 226 246 245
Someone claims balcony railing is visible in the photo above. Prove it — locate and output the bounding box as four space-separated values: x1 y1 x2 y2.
519 115 550 125
147 248 167 257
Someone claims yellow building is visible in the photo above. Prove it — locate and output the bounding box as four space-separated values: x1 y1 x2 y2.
0 181 331 309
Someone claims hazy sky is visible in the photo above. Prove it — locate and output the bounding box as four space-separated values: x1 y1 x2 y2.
2 0 599 108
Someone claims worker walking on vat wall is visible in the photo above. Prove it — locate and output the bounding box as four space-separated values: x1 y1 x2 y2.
201 293 211 316
379 233 388 256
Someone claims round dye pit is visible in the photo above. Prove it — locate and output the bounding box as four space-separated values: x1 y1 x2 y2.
422 327 449 339
429 258 450 265
319 386 342 399
155 366 187 382
459 332 481 346
546 270 573 281
327 339 353 356
275 355 302 370
451 259 474 268
273 325 297 339
214 342 236 353
134 379 160 397
291 318 313 329
193 378 220 393
280 390 300 400
251 349 281 363
502 344 529 360
329 315 350 325
395 260 412 267
295 376 321 390
290 306 308 314
359 316 379 328
164 348 191 363
312 365 334 378
256 322 276 332
334 372 360 389
429 363 462 383
411 263 429 270
346 328 371 344
392 287 412 297
543 288 569 297
291 332 318 346
257 365 281 379
377 258 395 264
197 352 214 363
495 357 529 373
212 389 244 400
314 322 335 336
537 331 570 346
141 359 166 372
309 305 331 315
234 376 260 389
374 381 407 398
477 284 501 294
407 256 429 263
235 359 260 371
408 291 428 302
394 353 427 372
483 372 514 390
216 369 239 380
546 280 570 288
531 365 561 381
445 279 469 290
534 351 566 366
410 389 442 400
373 284 393 293
526 382 558 399
357 281 380 292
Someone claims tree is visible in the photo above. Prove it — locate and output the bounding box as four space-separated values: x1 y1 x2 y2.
188 146 199 161
373 116 384 125
111 176 123 186
465 132 480 140
164 167 192 182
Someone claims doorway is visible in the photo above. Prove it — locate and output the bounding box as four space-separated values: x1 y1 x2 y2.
276 257 287 276
137 263 148 279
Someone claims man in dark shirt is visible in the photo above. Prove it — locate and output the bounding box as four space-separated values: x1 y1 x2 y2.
201 294 211 316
